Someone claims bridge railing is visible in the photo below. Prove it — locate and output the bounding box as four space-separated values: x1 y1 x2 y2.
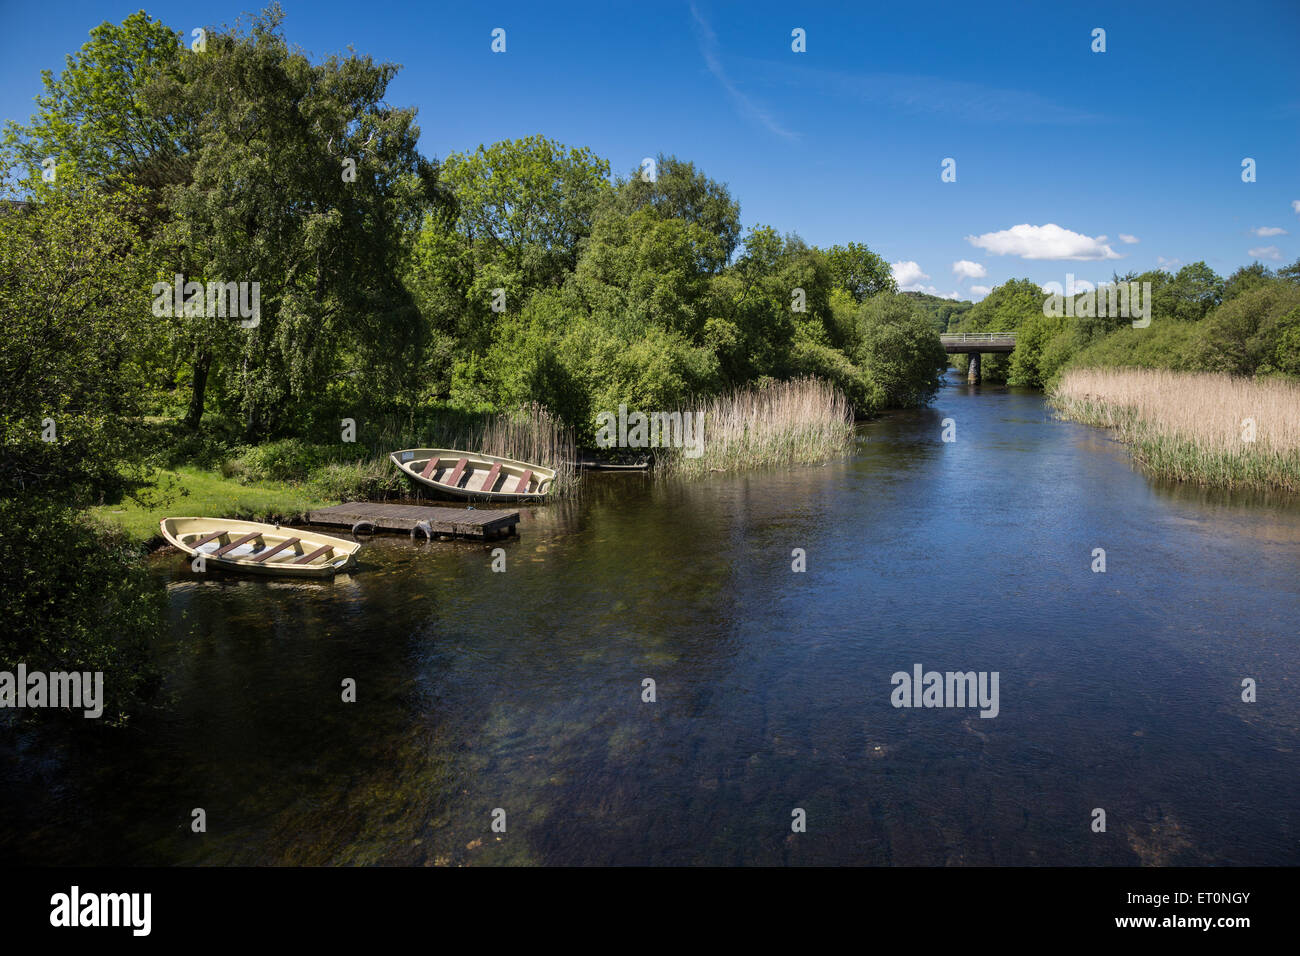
939 332 1017 344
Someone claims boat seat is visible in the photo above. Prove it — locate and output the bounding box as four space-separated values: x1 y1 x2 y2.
214 532 261 556
251 537 301 563
481 462 502 492
420 454 441 478
294 544 334 565
191 529 227 549
514 469 533 494
446 457 469 488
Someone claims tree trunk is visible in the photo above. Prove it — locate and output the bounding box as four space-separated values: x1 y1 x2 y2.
184 349 211 430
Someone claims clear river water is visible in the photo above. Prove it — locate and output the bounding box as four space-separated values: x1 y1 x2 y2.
4 373 1299 865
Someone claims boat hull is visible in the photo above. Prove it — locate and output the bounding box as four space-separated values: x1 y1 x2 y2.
390 448 556 502
159 518 360 577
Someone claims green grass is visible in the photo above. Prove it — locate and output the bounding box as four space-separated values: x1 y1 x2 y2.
90 466 337 546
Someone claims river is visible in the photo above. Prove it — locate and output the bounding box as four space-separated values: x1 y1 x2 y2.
4 373 1298 865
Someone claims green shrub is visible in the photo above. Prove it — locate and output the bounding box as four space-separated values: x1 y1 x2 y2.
224 439 332 483
0 496 164 724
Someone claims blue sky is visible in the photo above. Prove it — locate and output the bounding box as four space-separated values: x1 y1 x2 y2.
3 0 1298 299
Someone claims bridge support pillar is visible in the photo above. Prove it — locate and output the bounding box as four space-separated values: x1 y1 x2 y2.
968 352 981 385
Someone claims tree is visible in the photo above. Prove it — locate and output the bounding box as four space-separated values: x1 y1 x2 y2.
1164 261 1223 321
854 294 949 406
0 182 156 502
158 6 438 435
441 135 612 294
612 154 741 273
0 184 165 721
1008 313 1069 388
1223 262 1274 301
953 278 1046 381
824 242 896 302
1193 281 1300 375
1 10 186 203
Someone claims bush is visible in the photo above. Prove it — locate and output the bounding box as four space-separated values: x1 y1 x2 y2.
854 293 949 406
1192 283 1300 376
224 439 332 483
1008 313 1069 388
0 496 164 724
1065 320 1204 373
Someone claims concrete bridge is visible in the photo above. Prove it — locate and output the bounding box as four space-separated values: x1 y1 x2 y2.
939 332 1017 384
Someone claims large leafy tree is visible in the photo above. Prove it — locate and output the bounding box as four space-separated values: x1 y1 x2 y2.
1160 261 1224 321
1193 281 1300 376
1 10 186 202
824 241 896 302
156 6 439 435
440 135 612 294
953 278 1047 380
611 154 741 274
412 135 610 401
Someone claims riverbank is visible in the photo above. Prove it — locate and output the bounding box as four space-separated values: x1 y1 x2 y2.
1050 367 1300 493
94 380 864 547
89 466 338 547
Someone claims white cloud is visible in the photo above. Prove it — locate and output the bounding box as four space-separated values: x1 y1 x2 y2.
689 3 796 140
1157 256 1182 269
1248 245 1283 260
951 259 987 279
1119 234 1139 244
1252 226 1287 237
969 285 991 297
891 260 929 288
965 223 1122 261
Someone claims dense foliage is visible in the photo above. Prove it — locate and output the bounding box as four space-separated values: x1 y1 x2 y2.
949 263 1300 388
408 146 942 432
1 8 955 716
0 183 165 721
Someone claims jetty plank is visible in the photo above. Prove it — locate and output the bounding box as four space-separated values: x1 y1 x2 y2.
304 502 520 539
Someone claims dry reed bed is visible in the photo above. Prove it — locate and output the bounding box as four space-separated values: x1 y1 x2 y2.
658 377 855 477
1051 368 1300 492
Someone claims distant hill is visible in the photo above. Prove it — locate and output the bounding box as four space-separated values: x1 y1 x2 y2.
902 290 974 333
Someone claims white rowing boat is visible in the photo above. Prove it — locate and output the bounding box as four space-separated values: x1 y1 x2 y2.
390 448 555 501
159 518 360 577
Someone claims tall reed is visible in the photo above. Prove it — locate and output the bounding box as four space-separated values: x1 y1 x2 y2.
657 377 855 478
317 403 578 499
1051 368 1300 492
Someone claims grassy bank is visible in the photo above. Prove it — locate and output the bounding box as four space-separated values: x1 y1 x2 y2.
94 384 857 548
1051 368 1300 492
657 378 855 477
92 404 581 546
90 466 337 546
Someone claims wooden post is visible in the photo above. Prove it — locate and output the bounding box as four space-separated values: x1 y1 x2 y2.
968 351 981 384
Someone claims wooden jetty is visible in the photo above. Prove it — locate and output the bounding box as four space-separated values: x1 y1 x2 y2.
304 502 520 540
